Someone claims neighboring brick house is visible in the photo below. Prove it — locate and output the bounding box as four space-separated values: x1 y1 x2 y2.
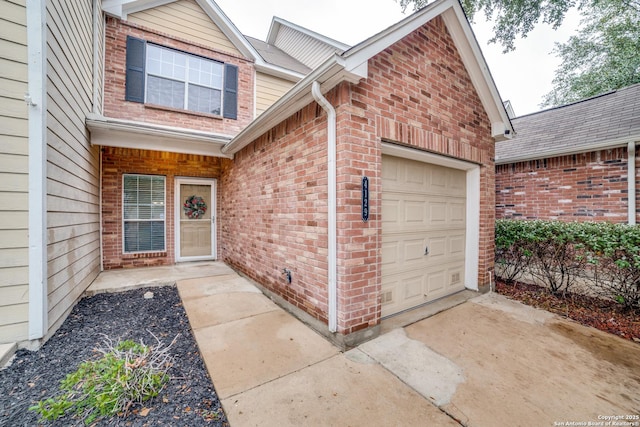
4 0 513 349
496 84 640 225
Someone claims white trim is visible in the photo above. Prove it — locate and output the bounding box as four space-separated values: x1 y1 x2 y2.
92 0 101 114
222 54 366 155
266 16 350 51
381 142 480 291
86 114 233 158
465 167 480 291
175 177 217 262
496 135 640 164
439 6 512 141
122 174 167 254
27 0 48 340
223 0 512 156
311 82 337 333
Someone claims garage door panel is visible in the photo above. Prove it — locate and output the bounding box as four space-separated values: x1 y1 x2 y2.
429 201 447 223
381 264 465 316
384 196 464 233
382 232 465 275
450 202 466 223
382 154 467 317
381 241 400 267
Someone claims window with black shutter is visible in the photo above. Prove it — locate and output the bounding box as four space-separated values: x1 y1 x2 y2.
124 38 238 118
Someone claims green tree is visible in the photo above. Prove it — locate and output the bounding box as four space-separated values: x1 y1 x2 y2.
542 1 640 106
397 0 640 107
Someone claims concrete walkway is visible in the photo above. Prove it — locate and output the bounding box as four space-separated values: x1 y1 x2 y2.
92 262 640 426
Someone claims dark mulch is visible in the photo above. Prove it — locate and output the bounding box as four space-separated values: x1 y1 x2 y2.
0 286 229 427
496 279 640 342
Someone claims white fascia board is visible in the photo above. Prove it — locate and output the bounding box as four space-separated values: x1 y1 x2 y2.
196 0 261 59
440 5 513 140
254 62 305 83
266 16 350 51
103 0 261 60
496 135 640 165
342 0 452 67
86 115 233 158
102 0 174 18
222 54 367 155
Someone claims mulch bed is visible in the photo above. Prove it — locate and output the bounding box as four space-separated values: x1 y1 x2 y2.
496 279 640 343
0 286 229 426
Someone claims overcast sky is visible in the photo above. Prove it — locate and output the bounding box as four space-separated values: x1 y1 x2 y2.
215 0 581 117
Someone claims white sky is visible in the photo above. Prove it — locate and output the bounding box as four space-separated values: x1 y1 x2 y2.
215 0 582 117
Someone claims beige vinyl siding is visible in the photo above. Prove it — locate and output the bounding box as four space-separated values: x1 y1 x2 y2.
0 0 29 343
45 0 100 337
274 25 339 69
255 72 295 116
127 0 241 56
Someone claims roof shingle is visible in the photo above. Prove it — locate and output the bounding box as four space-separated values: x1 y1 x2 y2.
495 83 640 164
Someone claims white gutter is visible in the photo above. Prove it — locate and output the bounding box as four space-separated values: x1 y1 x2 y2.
86 114 234 158
27 0 48 340
629 141 637 225
496 136 638 165
311 81 338 333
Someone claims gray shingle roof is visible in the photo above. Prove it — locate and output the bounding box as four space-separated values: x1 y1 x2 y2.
245 36 311 75
495 83 640 164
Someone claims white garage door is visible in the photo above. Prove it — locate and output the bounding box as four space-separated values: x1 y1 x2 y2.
381 155 466 317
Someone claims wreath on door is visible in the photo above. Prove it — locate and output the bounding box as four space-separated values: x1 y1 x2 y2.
183 195 207 219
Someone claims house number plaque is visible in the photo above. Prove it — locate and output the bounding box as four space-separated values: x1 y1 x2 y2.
362 176 369 222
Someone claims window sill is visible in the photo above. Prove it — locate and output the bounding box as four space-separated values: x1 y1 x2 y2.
144 103 224 120
122 251 167 259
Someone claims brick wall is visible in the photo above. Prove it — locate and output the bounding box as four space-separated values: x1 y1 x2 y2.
103 17 254 134
496 147 640 223
101 147 222 269
220 16 495 337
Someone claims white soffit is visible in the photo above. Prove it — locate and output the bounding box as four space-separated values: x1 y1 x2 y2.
86 115 233 158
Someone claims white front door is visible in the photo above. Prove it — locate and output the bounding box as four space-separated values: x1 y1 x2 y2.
175 178 216 261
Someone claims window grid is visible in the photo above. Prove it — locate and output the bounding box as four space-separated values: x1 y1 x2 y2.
123 174 166 253
145 44 224 115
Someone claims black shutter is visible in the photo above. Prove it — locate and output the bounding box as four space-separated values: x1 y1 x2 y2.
223 64 238 119
125 36 146 103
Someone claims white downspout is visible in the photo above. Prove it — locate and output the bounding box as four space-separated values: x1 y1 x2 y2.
27 0 48 340
629 141 636 225
311 81 338 333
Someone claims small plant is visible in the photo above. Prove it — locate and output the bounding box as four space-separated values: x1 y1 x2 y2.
30 333 177 425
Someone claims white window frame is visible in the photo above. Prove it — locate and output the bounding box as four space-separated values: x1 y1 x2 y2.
122 174 167 254
145 44 224 115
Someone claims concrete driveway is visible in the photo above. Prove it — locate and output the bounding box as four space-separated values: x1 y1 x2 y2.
174 266 640 427
360 294 640 426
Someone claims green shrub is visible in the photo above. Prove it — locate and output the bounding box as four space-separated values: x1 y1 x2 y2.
495 219 640 311
30 334 177 425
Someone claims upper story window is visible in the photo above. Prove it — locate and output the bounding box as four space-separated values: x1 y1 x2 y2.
125 36 238 119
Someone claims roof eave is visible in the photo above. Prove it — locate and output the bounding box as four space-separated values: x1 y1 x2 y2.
439 5 513 141
341 0 513 142
103 0 262 61
495 135 640 165
254 62 306 82
86 114 234 158
222 54 367 155
266 16 350 51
